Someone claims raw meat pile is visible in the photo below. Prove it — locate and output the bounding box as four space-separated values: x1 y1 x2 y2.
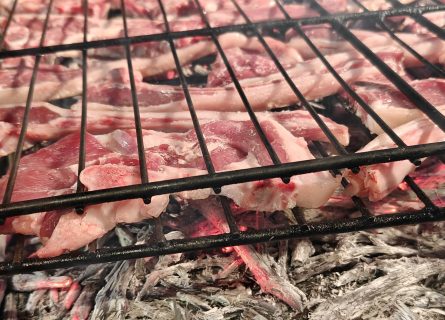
0 0 443 258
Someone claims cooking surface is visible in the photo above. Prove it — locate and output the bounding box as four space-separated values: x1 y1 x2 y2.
0 0 443 275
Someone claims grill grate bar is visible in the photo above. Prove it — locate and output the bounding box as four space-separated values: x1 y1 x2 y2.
157 0 219 193
311 141 371 217
75 0 90 203
0 5 442 60
120 0 150 203
309 0 445 133
1 206 443 275
1 0 55 206
219 196 240 234
12 236 25 264
193 0 290 184
230 0 353 168
0 142 443 220
0 0 19 50
352 0 445 78
403 175 437 209
387 0 445 39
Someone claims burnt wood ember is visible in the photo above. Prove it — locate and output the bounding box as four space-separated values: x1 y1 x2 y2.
309 257 445 320
193 198 307 311
5 217 443 319
11 274 72 292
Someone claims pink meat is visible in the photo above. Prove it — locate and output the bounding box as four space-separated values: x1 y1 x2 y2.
401 11 445 34
85 119 340 211
113 0 318 21
1 14 164 51
0 14 207 58
346 78 445 134
207 37 302 86
110 0 192 18
0 58 116 105
0 102 349 156
287 27 445 65
0 132 110 237
0 32 252 105
315 0 349 13
0 0 110 18
0 118 339 257
345 105 445 202
89 48 406 112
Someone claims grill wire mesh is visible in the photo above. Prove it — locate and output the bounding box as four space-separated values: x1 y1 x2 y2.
0 0 444 274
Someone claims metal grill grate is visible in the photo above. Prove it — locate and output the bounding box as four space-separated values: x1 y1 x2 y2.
0 0 444 275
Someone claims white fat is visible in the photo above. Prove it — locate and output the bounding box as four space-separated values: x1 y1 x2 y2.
360 102 423 135
142 132 181 149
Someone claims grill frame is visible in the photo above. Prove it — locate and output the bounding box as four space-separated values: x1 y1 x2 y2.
0 0 444 275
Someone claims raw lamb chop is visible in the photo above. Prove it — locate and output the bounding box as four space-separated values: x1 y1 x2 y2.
345 78 445 134
345 105 445 202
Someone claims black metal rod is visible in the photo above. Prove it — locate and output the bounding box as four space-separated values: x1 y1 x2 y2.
0 142 443 219
76 0 89 200
403 175 436 208
0 0 19 50
120 0 150 203
312 141 371 217
0 5 442 60
2 0 55 205
352 0 445 77
0 206 443 275
309 0 445 133
219 196 240 233
409 13 445 39
193 0 289 184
